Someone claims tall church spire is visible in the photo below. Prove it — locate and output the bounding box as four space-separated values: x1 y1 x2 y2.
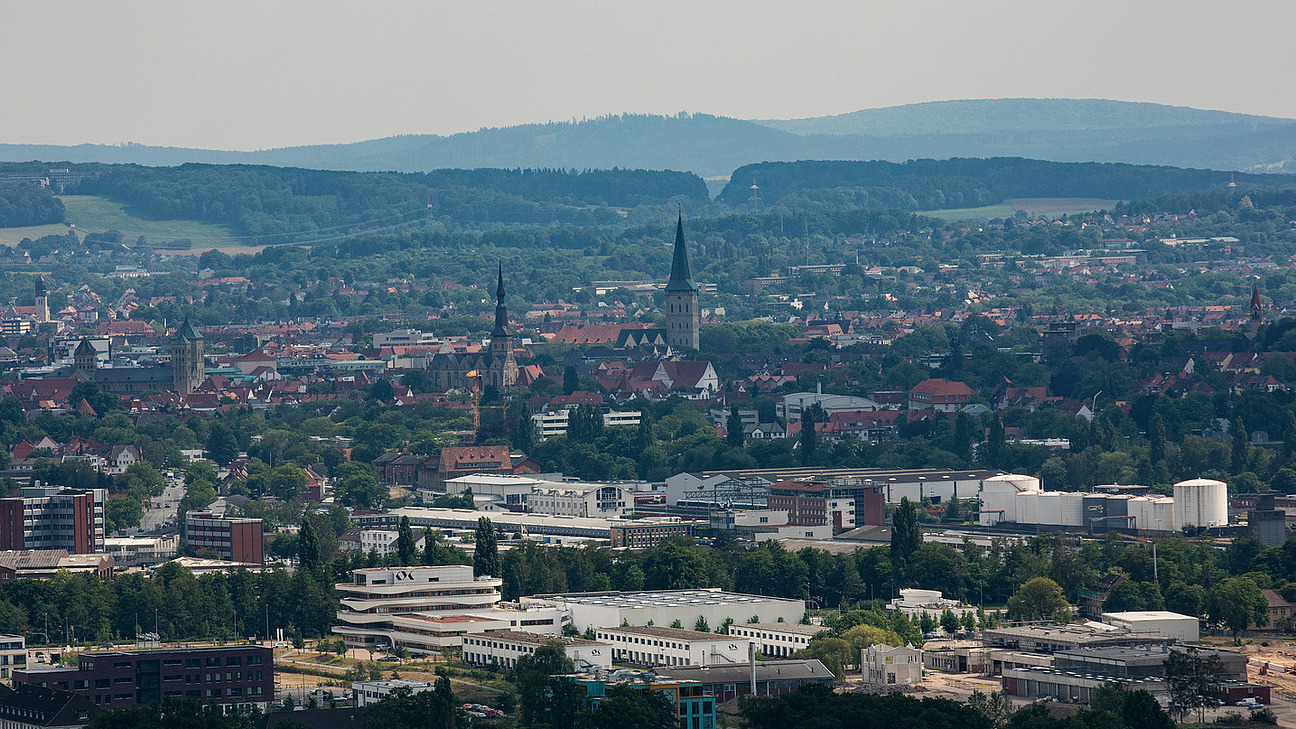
492 262 511 338
665 214 698 292
663 214 701 350
1252 284 1263 322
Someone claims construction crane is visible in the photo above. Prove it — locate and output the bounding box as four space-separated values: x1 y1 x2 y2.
465 370 505 443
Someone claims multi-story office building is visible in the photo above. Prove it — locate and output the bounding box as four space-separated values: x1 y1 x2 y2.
529 483 630 519
766 479 884 535
461 631 612 671
726 622 821 659
594 626 751 668
333 565 513 653
608 519 694 549
571 673 714 729
13 645 272 713
0 635 25 680
522 590 805 634
184 512 263 565
0 486 105 554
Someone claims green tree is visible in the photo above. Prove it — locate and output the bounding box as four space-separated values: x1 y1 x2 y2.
205 421 239 465
474 517 500 578
694 615 710 633
299 515 321 573
1007 577 1068 621
799 405 822 466
726 404 745 449
1165 647 1224 723
1148 413 1166 466
890 498 921 580
516 643 579 729
1208 576 1268 643
1233 416 1250 472
578 684 676 729
396 516 417 566
967 690 1016 729
362 672 457 729
939 609 960 635
563 366 579 395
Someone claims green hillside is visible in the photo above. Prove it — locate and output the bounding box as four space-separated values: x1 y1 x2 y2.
0 195 240 248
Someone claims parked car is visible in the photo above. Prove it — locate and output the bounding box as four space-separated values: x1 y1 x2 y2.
1236 698 1262 708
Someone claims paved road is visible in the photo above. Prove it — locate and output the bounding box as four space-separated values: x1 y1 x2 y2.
139 482 185 532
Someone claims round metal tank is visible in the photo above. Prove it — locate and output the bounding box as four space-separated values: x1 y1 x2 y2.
980 475 1038 525
1151 497 1176 532
1059 492 1085 528
1127 497 1151 531
1037 491 1063 525
1015 491 1039 525
983 474 1041 493
1173 478 1228 530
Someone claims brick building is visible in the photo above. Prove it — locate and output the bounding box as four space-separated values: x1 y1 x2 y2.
184 512 263 565
0 485 106 554
766 479 885 535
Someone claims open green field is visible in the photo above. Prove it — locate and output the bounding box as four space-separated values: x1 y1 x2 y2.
0 195 243 249
920 197 1121 222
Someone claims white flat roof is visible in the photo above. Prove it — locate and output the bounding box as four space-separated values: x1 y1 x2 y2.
535 589 802 609
1102 611 1197 621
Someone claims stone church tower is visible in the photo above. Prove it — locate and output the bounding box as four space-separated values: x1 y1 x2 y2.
488 264 518 389
170 321 205 395
664 214 700 350
34 276 49 324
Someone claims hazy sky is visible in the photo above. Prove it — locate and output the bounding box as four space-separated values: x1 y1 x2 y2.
3 0 1294 150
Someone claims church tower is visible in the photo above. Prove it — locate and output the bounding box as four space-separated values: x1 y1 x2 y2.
488 264 518 390
34 276 48 324
664 214 700 350
170 321 205 395
74 338 97 374
1251 284 1263 322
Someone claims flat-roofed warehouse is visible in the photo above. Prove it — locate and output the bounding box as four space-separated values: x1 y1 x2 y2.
521 589 805 632
982 623 1173 653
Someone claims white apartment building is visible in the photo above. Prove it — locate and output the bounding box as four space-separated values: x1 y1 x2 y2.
103 535 179 567
0 635 24 679
863 644 923 685
338 528 426 557
595 626 751 667
461 631 612 671
528 483 630 519
727 622 821 659
352 679 437 707
533 409 642 440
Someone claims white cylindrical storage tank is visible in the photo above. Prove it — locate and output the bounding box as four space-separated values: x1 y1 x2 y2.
1037 491 1063 526
1128 497 1151 531
1173 478 1228 530
980 474 1040 525
1015 491 1039 525
1151 497 1176 532
1060 492 1085 527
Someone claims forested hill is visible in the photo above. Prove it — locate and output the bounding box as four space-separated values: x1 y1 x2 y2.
755 98 1289 136
57 164 710 239
716 158 1296 211
4 100 1296 177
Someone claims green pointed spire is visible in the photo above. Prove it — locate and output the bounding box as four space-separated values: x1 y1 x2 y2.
665 214 698 292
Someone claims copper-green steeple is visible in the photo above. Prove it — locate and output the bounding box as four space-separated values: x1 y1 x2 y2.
664 214 698 293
